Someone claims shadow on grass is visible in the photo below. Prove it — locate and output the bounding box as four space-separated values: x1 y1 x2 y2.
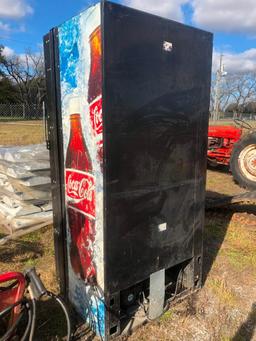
15 296 95 341
33 298 76 341
232 303 256 341
207 163 230 174
203 190 256 340
203 190 256 285
203 190 234 285
0 237 44 265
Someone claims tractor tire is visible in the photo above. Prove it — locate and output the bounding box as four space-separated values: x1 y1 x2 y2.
230 131 256 190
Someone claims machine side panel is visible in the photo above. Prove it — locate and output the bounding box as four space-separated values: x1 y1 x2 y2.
43 30 68 295
57 3 105 337
103 2 213 293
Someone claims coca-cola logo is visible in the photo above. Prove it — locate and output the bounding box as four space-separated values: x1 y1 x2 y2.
65 169 95 218
92 104 102 132
67 174 94 201
90 96 102 135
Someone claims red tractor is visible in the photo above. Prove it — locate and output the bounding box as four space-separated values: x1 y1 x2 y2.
208 119 256 190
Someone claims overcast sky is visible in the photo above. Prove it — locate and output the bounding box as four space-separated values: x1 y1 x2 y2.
0 0 256 74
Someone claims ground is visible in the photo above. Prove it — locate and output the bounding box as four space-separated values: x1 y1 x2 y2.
0 121 45 146
0 121 256 340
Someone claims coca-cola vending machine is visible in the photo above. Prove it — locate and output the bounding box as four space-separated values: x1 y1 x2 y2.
44 1 212 339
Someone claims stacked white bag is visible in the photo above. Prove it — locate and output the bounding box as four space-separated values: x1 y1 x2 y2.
0 144 53 233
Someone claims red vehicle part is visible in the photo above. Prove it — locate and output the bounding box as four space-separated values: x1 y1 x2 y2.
208 125 242 165
0 268 71 341
0 272 26 327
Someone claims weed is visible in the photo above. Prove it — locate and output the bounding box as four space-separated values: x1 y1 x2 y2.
159 309 174 322
208 278 238 307
24 258 39 267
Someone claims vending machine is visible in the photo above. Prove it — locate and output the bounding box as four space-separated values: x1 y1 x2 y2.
44 1 212 339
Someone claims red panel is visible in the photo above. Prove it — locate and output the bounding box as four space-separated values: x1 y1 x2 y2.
208 125 242 140
207 126 242 165
0 272 26 326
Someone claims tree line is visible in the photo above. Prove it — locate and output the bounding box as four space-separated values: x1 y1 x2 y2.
211 72 256 118
0 45 45 106
0 44 256 118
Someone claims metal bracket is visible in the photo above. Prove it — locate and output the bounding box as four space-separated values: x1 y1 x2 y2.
148 269 165 320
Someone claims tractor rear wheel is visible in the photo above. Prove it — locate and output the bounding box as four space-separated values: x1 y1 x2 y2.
230 131 256 190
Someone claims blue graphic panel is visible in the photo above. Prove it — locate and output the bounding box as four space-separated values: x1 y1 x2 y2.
58 3 105 339
59 15 80 91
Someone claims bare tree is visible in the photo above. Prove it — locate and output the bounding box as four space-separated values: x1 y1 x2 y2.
228 73 256 117
216 73 256 118
210 77 233 117
0 49 45 106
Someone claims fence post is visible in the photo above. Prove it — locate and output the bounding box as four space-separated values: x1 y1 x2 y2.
23 103 25 119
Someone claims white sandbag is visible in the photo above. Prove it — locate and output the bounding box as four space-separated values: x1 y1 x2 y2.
0 146 12 160
4 144 49 163
2 194 50 207
23 161 50 171
0 199 41 218
0 163 50 179
20 176 51 187
0 173 8 186
3 178 51 197
40 202 52 212
6 165 35 179
0 221 52 243
0 144 52 233
0 186 51 202
8 211 53 229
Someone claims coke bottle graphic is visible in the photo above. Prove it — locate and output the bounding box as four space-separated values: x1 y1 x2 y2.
88 25 103 167
65 97 96 283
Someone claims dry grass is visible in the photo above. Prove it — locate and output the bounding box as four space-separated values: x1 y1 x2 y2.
1 121 256 340
0 226 57 292
0 120 45 145
207 278 238 307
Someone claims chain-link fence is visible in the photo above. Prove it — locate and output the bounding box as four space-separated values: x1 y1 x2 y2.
210 111 256 121
0 103 44 121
